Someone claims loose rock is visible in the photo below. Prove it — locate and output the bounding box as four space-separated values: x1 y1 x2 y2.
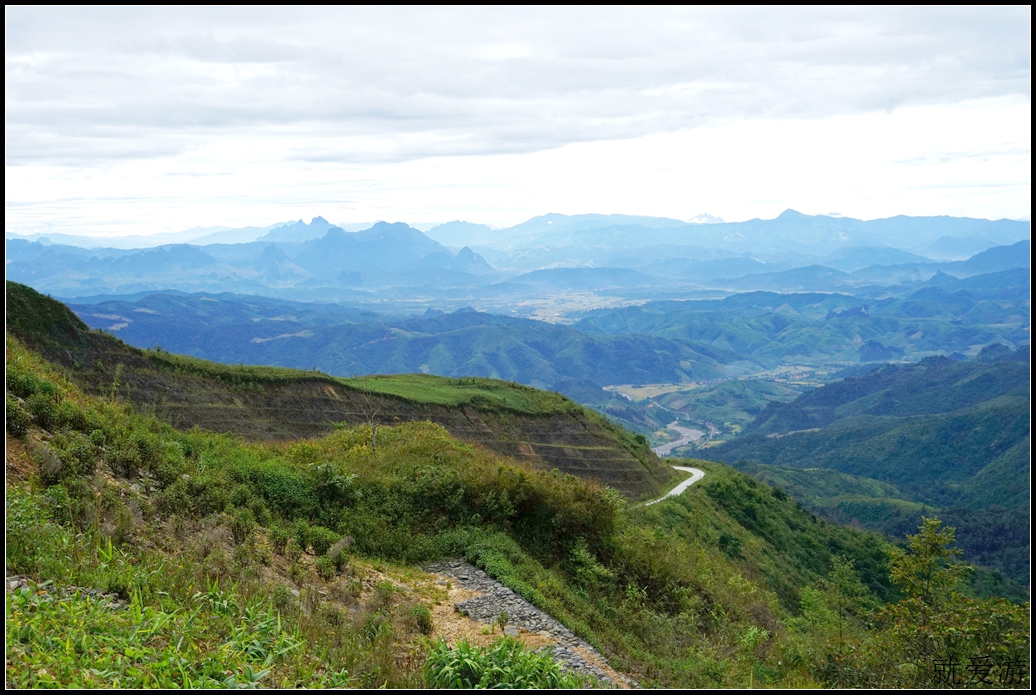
424 560 634 687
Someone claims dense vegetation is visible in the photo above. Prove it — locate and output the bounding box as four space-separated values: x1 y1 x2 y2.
68 291 727 386
6 329 1029 688
705 354 1031 585
576 287 1029 369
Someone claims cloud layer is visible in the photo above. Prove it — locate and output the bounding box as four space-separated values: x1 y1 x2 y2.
7 7 1030 166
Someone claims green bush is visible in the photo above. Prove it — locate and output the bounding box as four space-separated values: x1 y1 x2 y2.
315 555 337 580
50 431 97 479
412 604 433 635
309 526 338 556
57 400 88 432
6 395 31 437
268 525 291 554
229 508 256 544
424 638 586 688
26 392 57 430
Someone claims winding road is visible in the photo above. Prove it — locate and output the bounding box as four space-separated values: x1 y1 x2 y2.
644 466 705 506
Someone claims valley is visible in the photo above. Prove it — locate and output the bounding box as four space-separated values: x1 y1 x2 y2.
5 209 1030 689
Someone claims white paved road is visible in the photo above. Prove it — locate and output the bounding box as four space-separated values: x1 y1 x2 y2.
644 466 706 506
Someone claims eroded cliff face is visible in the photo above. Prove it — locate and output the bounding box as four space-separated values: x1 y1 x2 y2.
7 283 672 499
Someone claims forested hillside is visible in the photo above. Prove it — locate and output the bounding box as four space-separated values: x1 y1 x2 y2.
704 354 1031 584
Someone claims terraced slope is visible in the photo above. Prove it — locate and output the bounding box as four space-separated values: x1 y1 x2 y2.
6 282 674 499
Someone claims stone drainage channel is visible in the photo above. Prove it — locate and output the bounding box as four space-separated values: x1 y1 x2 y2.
423 560 634 688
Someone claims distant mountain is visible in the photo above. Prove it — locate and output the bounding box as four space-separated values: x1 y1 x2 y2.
575 288 1028 367
291 222 451 277
406 246 497 278
747 355 1030 436
8 214 1029 304
822 246 933 272
5 223 285 249
6 242 234 295
259 216 337 243
425 220 497 247
67 292 726 388
486 210 1030 259
942 239 1030 276
720 265 854 292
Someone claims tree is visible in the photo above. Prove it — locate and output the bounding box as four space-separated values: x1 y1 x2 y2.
873 517 1028 688
886 517 971 608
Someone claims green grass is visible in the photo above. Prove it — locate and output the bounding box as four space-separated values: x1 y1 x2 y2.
341 373 577 415
6 330 1029 689
425 638 588 688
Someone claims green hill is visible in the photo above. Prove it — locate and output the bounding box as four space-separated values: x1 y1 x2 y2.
747 355 1030 435
65 290 726 387
6 281 674 500
7 317 1029 688
703 357 1031 583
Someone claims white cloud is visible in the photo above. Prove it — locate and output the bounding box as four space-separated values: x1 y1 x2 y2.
4 7 1031 236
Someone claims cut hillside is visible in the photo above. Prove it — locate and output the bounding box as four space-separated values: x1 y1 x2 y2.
6 282 674 500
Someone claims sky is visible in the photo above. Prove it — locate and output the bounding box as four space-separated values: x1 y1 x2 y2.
5 7 1031 238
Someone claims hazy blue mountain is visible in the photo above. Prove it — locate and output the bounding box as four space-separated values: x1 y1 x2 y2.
290 222 451 278
6 243 234 295
425 220 497 247
491 210 1029 258
822 246 933 272
941 239 1030 275
721 265 855 292
926 235 1007 260
188 225 279 245
259 216 337 243
4 223 290 249
928 267 1031 301
8 215 1029 304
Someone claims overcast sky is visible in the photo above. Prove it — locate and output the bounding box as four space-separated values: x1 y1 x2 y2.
5 6 1031 237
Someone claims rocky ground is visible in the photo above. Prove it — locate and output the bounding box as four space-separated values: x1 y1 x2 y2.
424 559 634 688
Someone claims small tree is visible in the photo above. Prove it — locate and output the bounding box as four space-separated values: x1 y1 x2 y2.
886 517 970 609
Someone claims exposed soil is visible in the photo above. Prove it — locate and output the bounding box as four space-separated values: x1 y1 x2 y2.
28 329 673 499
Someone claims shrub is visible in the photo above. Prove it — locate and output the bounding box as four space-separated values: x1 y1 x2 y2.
309 526 338 556
229 508 256 544
412 604 433 635
25 392 57 430
230 484 252 508
425 638 586 688
57 400 88 432
315 555 337 580
6 395 31 437
268 525 291 555
51 431 97 478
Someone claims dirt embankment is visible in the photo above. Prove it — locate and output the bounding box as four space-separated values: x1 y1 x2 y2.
30 332 673 500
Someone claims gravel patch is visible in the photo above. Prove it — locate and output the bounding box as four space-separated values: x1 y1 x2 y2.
424 560 634 687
